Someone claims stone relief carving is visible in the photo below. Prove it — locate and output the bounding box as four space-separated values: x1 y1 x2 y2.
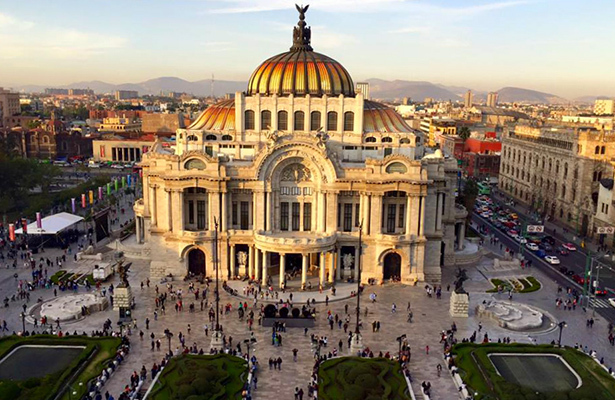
265 130 279 149
343 253 355 269
315 129 329 150
237 251 248 267
281 163 312 182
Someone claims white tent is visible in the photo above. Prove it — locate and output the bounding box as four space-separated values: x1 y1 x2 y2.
15 212 84 235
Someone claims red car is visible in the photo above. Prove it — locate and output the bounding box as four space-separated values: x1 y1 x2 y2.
572 274 585 285
556 246 570 256
562 243 577 251
594 288 608 297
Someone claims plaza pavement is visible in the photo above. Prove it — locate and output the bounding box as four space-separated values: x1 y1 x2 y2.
2 213 615 399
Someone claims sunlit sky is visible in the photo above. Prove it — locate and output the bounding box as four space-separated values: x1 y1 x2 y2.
1 0 614 98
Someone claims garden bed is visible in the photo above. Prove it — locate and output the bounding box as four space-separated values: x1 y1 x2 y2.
487 276 541 293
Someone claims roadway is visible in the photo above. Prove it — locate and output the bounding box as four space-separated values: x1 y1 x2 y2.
472 197 615 324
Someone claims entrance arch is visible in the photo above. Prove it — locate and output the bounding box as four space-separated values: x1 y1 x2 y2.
188 248 206 276
383 252 401 280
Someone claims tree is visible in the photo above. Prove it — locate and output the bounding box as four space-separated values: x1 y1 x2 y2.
460 179 478 232
458 126 471 141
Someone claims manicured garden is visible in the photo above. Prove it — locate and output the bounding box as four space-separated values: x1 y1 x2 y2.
0 335 121 400
148 354 248 400
487 276 541 293
451 343 615 400
318 357 410 400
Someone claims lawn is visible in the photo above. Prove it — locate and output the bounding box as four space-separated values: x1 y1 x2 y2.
318 357 411 400
486 276 541 293
0 335 121 400
451 343 615 400
148 354 248 400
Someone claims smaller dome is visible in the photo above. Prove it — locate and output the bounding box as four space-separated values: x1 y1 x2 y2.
188 99 235 131
363 100 413 133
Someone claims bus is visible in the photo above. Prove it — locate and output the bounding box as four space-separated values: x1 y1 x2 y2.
477 182 491 195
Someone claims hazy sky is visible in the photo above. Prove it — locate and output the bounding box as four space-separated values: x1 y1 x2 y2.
1 0 614 98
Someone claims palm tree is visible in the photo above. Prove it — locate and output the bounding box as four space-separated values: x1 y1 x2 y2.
458 126 471 141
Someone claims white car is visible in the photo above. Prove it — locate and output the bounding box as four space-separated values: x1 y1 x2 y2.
88 162 101 168
111 164 124 169
526 243 539 251
544 255 560 265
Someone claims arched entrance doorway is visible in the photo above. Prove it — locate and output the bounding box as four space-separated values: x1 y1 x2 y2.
383 253 401 280
188 248 206 276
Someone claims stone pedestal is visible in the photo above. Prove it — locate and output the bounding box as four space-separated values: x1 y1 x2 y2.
350 332 364 354
210 330 224 350
449 291 469 317
343 267 351 280
113 286 133 311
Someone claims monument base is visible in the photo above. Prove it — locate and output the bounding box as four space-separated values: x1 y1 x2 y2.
113 286 133 311
450 291 469 317
350 333 364 354
210 330 224 349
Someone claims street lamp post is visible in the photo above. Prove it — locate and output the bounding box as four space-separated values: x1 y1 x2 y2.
21 312 26 333
557 321 567 347
164 329 173 353
396 334 406 359
211 218 224 349
351 221 364 353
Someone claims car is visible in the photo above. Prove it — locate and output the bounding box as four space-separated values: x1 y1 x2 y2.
562 243 577 251
509 213 518 219
507 230 518 237
111 164 124 169
572 274 585 285
541 236 556 245
87 162 101 168
535 249 547 258
565 270 575 277
539 243 552 251
526 243 539 251
544 255 560 265
594 288 608 297
559 266 568 274
556 246 570 256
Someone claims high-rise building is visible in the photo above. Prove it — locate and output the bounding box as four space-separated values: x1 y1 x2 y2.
0 87 21 119
115 90 139 100
68 88 94 96
464 90 473 108
356 82 370 100
594 99 614 115
486 92 498 107
44 88 69 95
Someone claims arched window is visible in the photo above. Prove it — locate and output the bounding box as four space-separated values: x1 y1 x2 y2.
381 137 393 143
294 111 304 131
278 111 288 131
185 159 206 170
564 162 568 177
365 137 376 143
386 162 407 174
42 136 49 144
601 146 606 154
555 160 560 174
204 134 216 141
221 135 233 141
187 134 199 141
400 138 411 144
595 145 600 154
310 111 321 131
327 111 337 131
244 110 255 130
261 110 271 130
344 112 354 131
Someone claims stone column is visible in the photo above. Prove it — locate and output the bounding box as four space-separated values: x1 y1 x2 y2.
458 223 465 249
221 192 228 231
326 192 337 233
419 195 425 236
336 248 342 280
262 251 269 286
360 192 370 234
166 189 173 231
265 192 271 231
209 191 220 231
150 186 157 227
436 193 443 231
405 195 413 236
318 191 326 232
319 252 326 286
370 194 383 235
230 245 236 277
172 190 183 233
136 217 142 244
248 245 255 279
301 253 308 289
255 249 261 281
328 252 335 283
279 253 286 289
354 245 360 281
254 190 265 231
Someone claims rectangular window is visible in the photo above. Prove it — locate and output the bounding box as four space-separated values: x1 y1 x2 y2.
280 202 289 231
303 203 312 231
188 200 194 225
398 204 405 228
292 202 300 231
303 187 312 195
344 203 353 232
355 203 360 227
112 147 117 161
232 202 238 225
240 201 249 230
278 111 288 131
337 203 342 228
197 200 206 230
387 204 396 233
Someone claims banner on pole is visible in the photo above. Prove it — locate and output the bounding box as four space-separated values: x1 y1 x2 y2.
36 212 42 229
89 190 94 205
21 218 28 234
8 223 15 241
71 198 76 214
81 193 86 208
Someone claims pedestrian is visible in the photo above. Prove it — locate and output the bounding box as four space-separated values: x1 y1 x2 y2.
293 348 298 362
425 345 429 355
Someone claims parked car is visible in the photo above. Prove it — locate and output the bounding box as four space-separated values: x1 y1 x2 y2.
539 243 552 251
541 236 556 245
87 162 101 168
562 243 577 251
526 243 539 251
572 274 585 285
556 246 570 256
111 164 124 169
544 255 560 265
559 266 568 274
535 250 547 258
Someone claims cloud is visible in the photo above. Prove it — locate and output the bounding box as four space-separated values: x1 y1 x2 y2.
207 0 407 14
388 26 431 34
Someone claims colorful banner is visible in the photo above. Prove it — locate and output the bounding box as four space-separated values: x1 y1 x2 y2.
139 169 143 178
71 198 76 214
89 190 94 205
81 193 86 208
21 218 28 234
8 223 15 241
107 183 111 196
98 186 103 200
127 175 132 187
122 176 126 188
36 212 42 229
114 179 119 192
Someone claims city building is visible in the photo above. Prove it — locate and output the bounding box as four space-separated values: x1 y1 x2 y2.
19 98 44 112
420 117 457 147
0 87 20 120
461 134 501 179
92 134 157 162
97 117 141 135
464 90 473 108
45 88 69 95
466 106 529 126
594 174 615 246
115 90 139 100
486 92 498 107
141 113 188 136
356 82 370 100
133 8 466 285
499 124 615 236
594 99 614 115
68 88 94 96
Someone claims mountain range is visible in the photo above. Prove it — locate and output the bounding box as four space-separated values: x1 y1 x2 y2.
6 76 601 104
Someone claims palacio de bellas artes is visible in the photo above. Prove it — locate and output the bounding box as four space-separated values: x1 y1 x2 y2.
133 7 466 288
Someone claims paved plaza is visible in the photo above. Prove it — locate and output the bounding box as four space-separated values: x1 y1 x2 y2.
2 223 615 399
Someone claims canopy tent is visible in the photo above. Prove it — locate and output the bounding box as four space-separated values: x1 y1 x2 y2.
15 212 84 235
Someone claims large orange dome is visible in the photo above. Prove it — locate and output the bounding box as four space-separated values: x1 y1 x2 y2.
246 5 354 97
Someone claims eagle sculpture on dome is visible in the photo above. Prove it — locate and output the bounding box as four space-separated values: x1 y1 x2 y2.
296 4 309 20
292 4 312 51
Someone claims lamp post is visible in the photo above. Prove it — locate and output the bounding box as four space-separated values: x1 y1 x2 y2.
351 221 364 353
244 337 257 360
211 218 224 348
396 334 407 359
21 312 26 333
557 321 567 347
164 329 173 353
